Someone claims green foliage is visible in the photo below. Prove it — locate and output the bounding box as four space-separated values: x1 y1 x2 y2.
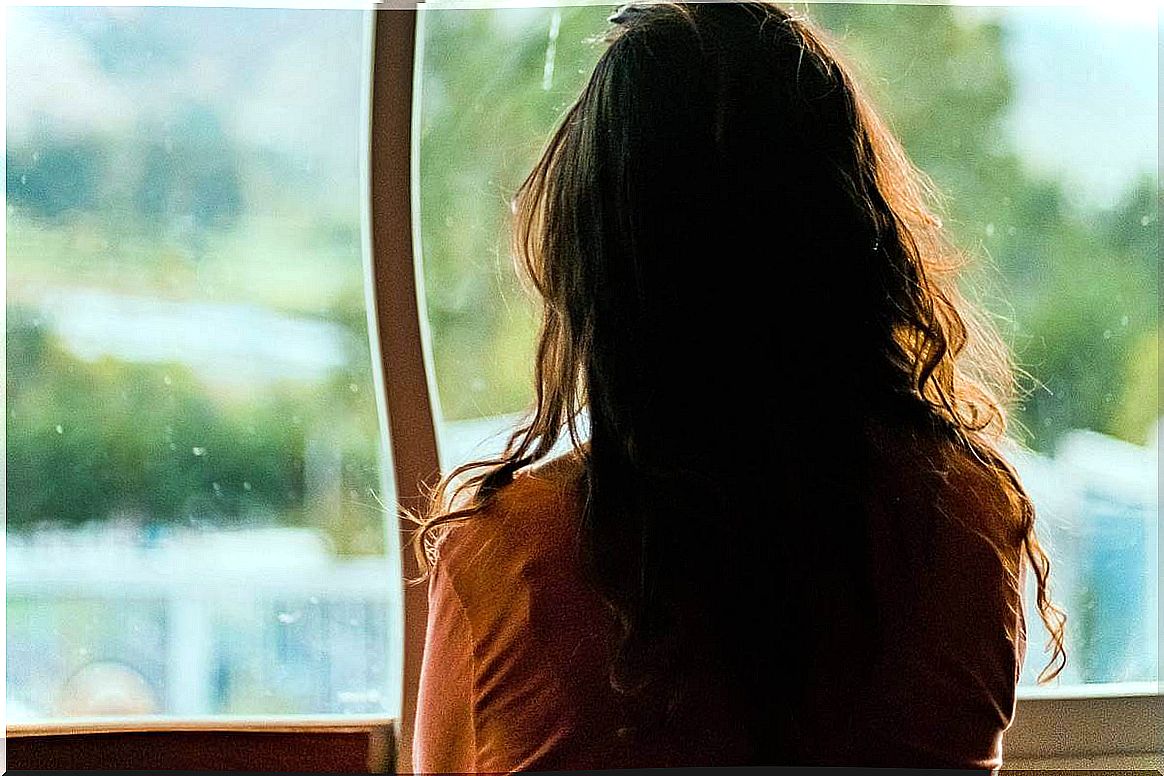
135 104 244 235
1112 328 1160 446
418 3 1159 446
4 4 1157 552
418 7 609 420
6 307 304 529
803 5 1158 449
5 306 384 554
7 138 102 220
8 105 243 251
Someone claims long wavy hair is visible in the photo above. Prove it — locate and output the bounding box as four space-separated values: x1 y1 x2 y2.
415 0 1065 756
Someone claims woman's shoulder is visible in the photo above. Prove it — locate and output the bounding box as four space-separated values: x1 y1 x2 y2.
495 448 587 530
861 417 1029 663
865 416 1026 569
431 450 588 586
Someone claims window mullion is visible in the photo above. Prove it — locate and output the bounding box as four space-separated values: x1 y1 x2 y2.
367 5 437 773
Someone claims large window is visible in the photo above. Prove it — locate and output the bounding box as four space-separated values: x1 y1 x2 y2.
6 6 402 722
417 2 1159 691
4 0 1158 768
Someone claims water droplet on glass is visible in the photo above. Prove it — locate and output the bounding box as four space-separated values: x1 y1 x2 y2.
348 383 359 393
277 611 303 625
55 424 63 434
1121 315 1129 327
984 223 995 237
308 596 320 605
243 481 252 491
169 442 177 451
212 482 223 497
348 618 360 627
1141 215 1152 227
1102 330 1113 340
192 447 207 456
164 375 173 386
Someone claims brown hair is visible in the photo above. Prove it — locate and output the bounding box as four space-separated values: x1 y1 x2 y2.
414 0 1065 754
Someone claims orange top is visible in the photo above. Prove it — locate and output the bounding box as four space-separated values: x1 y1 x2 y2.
414 433 1027 773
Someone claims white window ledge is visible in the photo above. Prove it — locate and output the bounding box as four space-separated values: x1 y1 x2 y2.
1006 682 1162 760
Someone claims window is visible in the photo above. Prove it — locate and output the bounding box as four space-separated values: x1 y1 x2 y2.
417 0 1158 693
418 5 603 469
5 0 1158 769
6 6 403 723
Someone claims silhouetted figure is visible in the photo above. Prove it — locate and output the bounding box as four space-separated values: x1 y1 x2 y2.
414 3 1066 771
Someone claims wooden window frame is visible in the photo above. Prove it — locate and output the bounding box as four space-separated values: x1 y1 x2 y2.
365 5 435 774
5 718 396 772
4 3 1160 771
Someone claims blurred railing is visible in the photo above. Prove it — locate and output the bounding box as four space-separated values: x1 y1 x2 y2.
6 420 1158 722
7 529 398 721
1011 427 1158 688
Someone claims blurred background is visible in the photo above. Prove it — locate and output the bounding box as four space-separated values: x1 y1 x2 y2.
5 2 1158 721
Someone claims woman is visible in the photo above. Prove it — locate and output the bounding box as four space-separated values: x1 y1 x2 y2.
413 2 1066 771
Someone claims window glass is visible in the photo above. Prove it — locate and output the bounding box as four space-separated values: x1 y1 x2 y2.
417 6 604 468
418 3 1158 689
6 6 401 720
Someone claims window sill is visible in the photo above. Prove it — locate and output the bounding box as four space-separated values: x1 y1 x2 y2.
1004 752 1164 770
5 714 396 737
1007 684 1162 760
5 716 396 772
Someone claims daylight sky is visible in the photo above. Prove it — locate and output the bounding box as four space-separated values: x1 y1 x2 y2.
986 4 1158 210
5 2 1158 213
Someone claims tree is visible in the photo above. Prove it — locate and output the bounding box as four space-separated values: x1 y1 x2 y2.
6 138 101 220
417 4 1159 451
